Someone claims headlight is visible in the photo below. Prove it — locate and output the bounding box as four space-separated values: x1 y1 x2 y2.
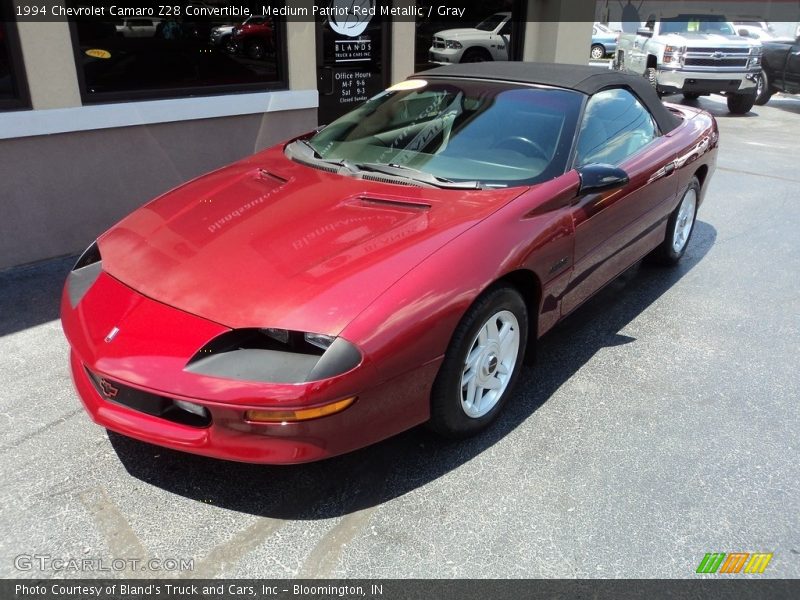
305 332 335 350
663 45 686 66
67 241 102 307
445 40 462 49
185 328 362 383
749 44 763 68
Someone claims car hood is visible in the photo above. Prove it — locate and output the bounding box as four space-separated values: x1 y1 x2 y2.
435 28 492 40
99 146 525 336
662 32 756 48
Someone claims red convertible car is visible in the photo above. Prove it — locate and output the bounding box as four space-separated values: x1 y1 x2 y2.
61 63 718 464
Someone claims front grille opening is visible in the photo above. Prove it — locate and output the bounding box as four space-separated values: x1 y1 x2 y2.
85 368 211 428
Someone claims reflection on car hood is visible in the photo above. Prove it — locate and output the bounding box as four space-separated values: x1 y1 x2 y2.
99 146 525 335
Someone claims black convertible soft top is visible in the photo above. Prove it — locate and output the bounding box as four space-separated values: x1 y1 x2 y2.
416 62 681 134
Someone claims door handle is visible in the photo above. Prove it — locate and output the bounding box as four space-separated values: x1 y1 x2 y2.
648 161 676 183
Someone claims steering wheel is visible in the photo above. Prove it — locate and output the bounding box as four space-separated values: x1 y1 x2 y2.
492 136 548 160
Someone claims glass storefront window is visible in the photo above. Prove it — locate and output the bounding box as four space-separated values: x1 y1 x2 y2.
414 0 525 72
0 17 29 110
71 1 287 102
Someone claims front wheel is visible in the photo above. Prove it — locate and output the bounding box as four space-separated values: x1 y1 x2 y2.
727 91 756 114
644 67 664 97
246 40 266 60
590 44 605 60
429 286 528 438
648 177 699 266
754 70 774 106
460 48 492 63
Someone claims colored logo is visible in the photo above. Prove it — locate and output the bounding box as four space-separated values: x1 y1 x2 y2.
85 49 111 59
696 552 773 574
328 0 374 37
98 379 119 399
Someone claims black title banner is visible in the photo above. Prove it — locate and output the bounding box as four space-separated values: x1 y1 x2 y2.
5 1 800 23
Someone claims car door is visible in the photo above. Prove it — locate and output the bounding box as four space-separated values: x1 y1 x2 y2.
493 19 512 61
561 88 679 315
784 40 800 92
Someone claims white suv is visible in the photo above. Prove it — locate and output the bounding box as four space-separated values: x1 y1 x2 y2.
429 12 512 64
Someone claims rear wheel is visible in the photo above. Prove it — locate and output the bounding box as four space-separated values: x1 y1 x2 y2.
590 44 605 60
429 286 528 437
727 90 756 114
648 177 699 266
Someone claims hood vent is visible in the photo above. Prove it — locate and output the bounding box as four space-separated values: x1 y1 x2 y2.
356 197 431 211
258 169 288 185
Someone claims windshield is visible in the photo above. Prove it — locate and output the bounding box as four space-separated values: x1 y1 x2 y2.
660 16 736 35
476 14 507 32
301 79 583 187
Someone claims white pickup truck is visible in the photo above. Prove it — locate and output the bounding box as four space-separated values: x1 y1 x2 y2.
615 14 763 114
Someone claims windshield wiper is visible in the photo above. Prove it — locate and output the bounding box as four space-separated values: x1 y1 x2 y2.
288 139 355 171
354 162 482 189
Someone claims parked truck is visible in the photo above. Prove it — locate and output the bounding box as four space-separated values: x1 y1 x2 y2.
756 36 800 104
615 14 763 114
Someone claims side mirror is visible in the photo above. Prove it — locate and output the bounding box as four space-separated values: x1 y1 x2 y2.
577 164 630 195
637 27 653 38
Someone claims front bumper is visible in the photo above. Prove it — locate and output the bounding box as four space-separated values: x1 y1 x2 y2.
657 68 759 95
69 350 435 464
61 271 434 464
428 47 463 64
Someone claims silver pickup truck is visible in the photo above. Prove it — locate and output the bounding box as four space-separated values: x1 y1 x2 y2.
615 14 763 114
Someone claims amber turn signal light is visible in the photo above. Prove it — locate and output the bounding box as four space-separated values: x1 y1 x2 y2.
245 396 357 423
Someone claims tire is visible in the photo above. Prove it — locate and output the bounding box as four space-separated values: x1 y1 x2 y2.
648 177 700 266
727 91 756 114
645 66 658 88
644 66 663 97
246 40 265 60
429 285 529 438
590 44 605 60
683 92 701 100
754 70 774 106
460 48 492 63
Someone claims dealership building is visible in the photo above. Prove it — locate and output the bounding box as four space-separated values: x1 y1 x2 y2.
0 0 604 270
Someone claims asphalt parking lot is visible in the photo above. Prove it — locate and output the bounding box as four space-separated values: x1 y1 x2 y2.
1 92 798 579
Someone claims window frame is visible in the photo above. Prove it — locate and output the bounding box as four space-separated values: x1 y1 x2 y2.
569 86 662 170
0 17 31 111
68 15 289 105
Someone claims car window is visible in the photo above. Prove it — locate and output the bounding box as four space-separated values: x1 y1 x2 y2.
499 21 512 36
307 80 584 187
575 88 657 167
476 14 507 32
